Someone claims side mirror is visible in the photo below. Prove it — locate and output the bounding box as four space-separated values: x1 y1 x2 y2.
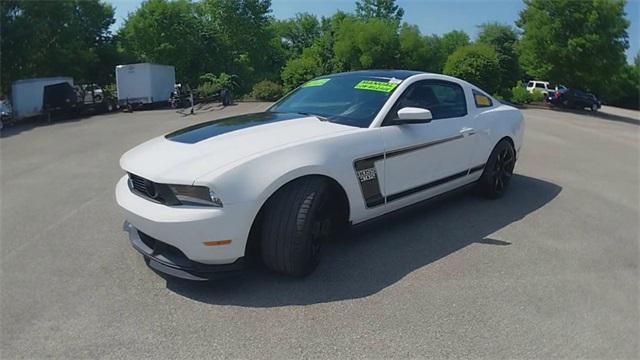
396 107 433 124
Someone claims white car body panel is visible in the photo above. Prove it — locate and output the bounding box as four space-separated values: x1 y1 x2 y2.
116 71 524 268
120 116 355 185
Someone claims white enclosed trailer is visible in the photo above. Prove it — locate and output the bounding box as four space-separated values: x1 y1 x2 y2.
115 63 175 106
11 77 74 119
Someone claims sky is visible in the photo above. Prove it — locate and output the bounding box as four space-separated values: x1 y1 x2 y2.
109 0 640 62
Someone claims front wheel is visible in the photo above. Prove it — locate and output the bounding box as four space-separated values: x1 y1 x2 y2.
476 139 516 199
260 177 335 276
590 103 598 112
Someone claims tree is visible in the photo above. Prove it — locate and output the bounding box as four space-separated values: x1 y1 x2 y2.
443 44 501 94
477 22 521 96
428 30 471 72
1 0 117 92
355 0 404 22
440 30 470 58
608 52 640 108
281 54 322 92
333 17 400 70
517 0 629 97
271 13 321 58
398 24 429 70
120 0 276 91
119 0 216 85
199 0 276 89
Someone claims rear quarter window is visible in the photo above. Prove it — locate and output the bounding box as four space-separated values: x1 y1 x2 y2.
473 89 493 108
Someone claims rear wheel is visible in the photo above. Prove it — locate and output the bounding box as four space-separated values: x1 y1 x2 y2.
590 103 598 112
260 177 336 276
476 139 516 199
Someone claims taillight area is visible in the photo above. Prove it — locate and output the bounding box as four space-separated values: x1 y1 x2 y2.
555 91 561 98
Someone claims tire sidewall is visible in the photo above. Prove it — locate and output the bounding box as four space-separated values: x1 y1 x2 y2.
260 178 333 276
478 140 515 198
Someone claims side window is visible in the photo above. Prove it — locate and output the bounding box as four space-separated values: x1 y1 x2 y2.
473 89 493 108
527 81 533 88
385 80 467 123
535 83 545 89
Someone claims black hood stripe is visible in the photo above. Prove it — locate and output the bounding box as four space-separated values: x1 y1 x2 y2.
165 112 303 144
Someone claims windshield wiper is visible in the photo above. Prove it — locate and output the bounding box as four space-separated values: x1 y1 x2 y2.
296 112 330 121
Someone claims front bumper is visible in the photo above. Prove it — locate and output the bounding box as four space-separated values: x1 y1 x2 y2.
124 221 244 280
115 175 257 266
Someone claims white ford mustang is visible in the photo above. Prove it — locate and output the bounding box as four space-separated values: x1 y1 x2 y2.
116 70 524 280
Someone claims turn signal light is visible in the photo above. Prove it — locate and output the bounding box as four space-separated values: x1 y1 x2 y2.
203 240 232 246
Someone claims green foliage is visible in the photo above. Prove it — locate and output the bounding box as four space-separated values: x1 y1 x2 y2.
355 0 404 22
4 0 635 107
251 80 284 101
517 0 629 99
510 82 533 104
531 89 545 102
199 73 238 90
198 72 238 96
271 13 321 58
398 24 429 70
281 54 322 92
439 30 471 58
443 44 501 94
199 0 278 87
103 84 117 98
417 30 472 73
119 0 275 92
477 22 521 97
1 0 118 92
197 81 223 97
607 53 640 108
334 17 400 70
119 0 217 85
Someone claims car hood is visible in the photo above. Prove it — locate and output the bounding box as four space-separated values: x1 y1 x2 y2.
120 112 354 184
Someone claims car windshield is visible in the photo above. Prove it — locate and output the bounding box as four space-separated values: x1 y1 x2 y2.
268 74 402 127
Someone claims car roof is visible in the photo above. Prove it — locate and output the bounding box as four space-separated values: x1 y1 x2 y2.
319 70 426 80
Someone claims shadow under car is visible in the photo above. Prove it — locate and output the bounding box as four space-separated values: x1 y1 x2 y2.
163 174 561 307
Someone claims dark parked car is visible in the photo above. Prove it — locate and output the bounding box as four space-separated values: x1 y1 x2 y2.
548 88 601 112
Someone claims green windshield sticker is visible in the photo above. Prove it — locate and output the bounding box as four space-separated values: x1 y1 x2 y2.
303 79 330 87
354 80 398 93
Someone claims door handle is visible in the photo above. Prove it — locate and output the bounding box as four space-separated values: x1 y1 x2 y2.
460 127 476 137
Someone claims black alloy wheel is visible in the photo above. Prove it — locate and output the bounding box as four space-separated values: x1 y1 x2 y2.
477 140 516 199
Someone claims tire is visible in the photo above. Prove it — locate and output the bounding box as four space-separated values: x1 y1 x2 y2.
476 139 516 199
590 103 598 112
260 177 335 277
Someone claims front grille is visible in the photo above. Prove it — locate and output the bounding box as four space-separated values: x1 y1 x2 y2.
127 173 180 205
129 173 148 194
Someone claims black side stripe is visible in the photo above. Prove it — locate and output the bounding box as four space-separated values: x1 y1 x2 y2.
354 145 486 208
385 134 465 159
353 134 467 208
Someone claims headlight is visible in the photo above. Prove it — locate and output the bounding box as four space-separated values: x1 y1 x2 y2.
168 184 223 207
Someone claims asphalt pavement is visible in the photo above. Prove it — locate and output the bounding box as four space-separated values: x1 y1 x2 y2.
1 102 638 359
